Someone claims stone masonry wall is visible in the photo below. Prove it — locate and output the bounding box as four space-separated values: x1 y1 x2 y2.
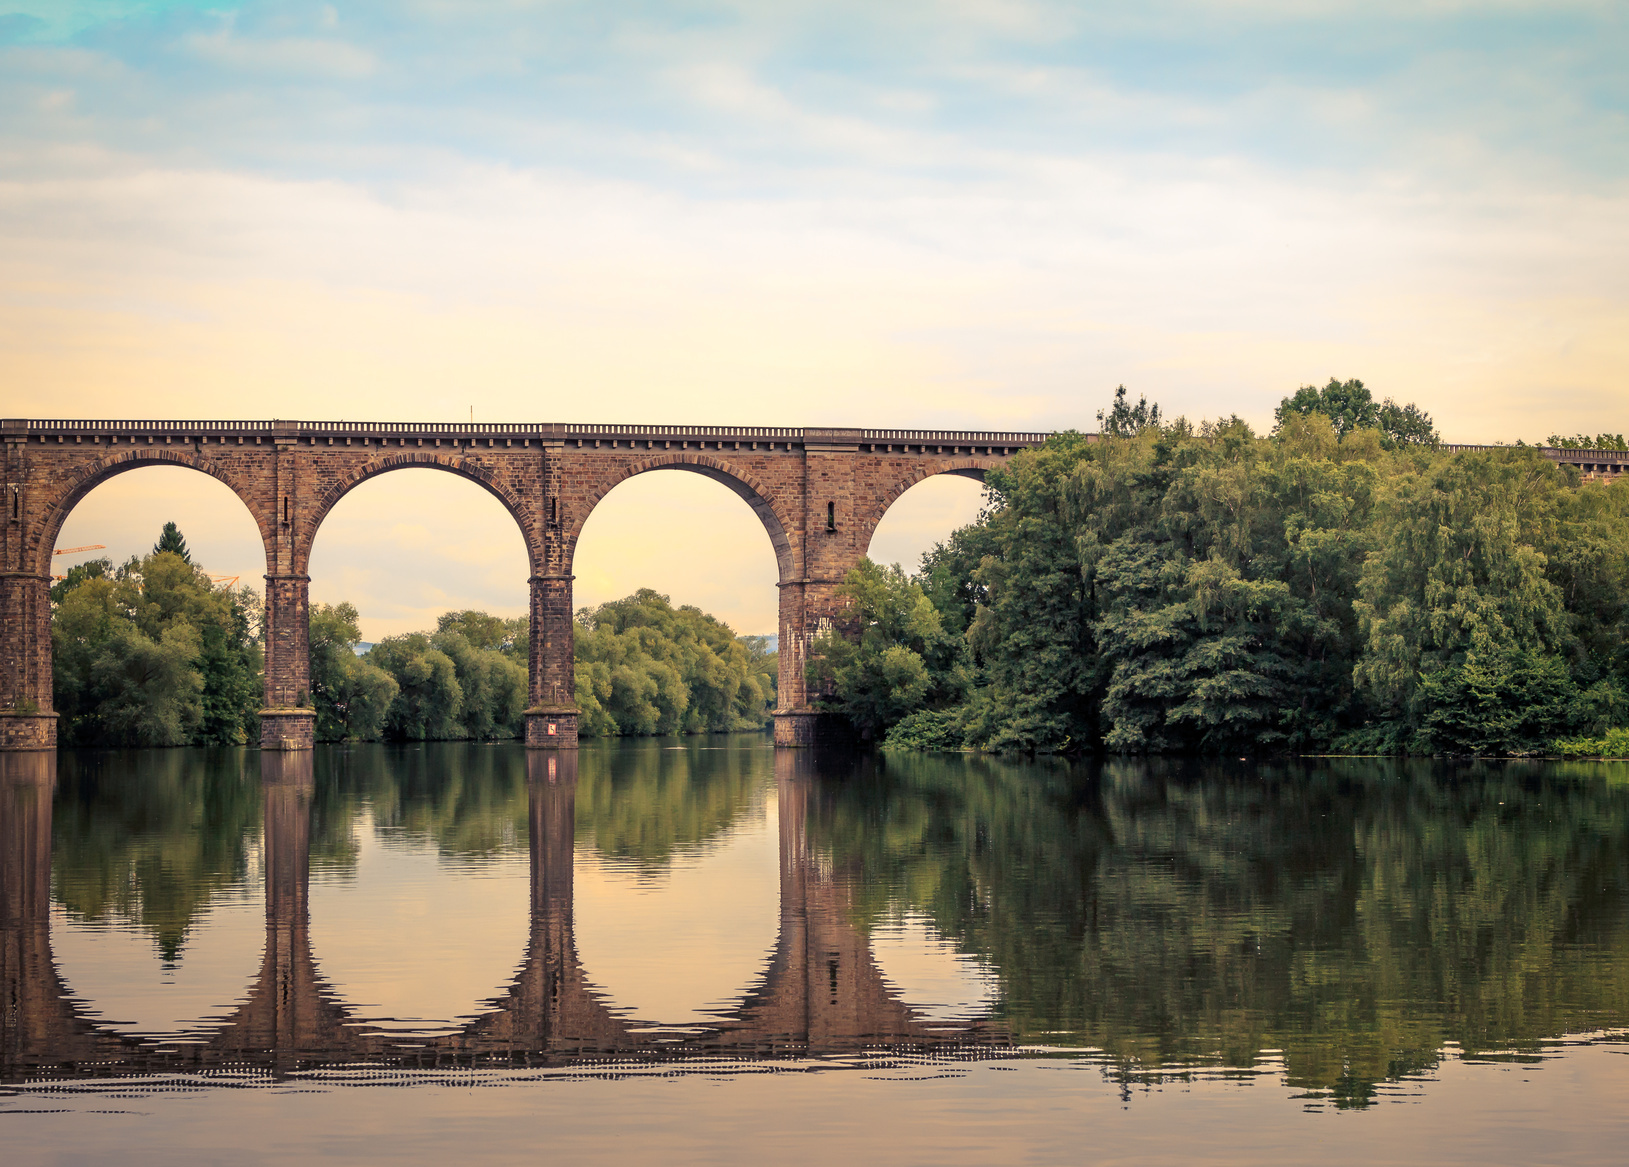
1 420 1046 749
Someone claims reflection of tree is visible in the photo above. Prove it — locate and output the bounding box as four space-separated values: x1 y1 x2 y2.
307 744 530 868
50 749 261 962
574 738 770 868
805 753 1629 1104
303 738 771 874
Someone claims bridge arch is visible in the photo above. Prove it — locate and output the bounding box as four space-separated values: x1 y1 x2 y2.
568 453 796 583
297 453 543 576
31 448 274 578
856 459 995 565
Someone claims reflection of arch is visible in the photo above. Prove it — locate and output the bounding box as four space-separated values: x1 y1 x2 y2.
1 750 1003 1080
299 454 541 575
571 454 795 583
31 449 272 577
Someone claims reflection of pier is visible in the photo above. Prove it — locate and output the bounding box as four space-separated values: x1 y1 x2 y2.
0 751 1001 1082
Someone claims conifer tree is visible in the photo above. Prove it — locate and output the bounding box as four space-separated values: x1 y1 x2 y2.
153 522 192 563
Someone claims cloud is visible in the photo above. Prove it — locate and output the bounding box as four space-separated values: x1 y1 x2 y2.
10 0 1629 632
182 29 375 78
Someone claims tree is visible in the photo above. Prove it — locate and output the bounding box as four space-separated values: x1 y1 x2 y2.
1276 379 1379 440
1276 378 1438 449
572 590 776 737
368 634 464 740
864 393 1627 756
1350 448 1620 752
1377 399 1440 448
807 559 969 740
1097 385 1162 438
1547 432 1628 451
309 602 398 741
50 542 262 746
153 521 192 563
430 628 527 739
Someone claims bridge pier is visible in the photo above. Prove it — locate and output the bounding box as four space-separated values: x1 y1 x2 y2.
260 573 315 750
0 573 55 749
526 571 579 748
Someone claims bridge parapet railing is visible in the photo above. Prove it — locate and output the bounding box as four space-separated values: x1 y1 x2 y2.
860 429 1052 444
15 420 276 433
1438 442 1629 463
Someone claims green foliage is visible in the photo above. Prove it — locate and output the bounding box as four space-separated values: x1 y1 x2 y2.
1275 377 1439 448
152 520 192 563
431 628 528 739
1553 727 1629 758
881 708 967 751
360 620 526 742
573 589 776 737
51 535 263 747
1096 383 1161 438
437 609 527 657
1548 432 1628 451
808 560 970 740
1351 448 1624 752
309 602 398 741
367 634 467 740
829 395 1629 757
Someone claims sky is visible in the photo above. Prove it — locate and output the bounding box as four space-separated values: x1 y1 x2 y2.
11 0 1629 636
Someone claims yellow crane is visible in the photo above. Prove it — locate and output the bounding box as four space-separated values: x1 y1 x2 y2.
51 543 241 589
51 544 106 581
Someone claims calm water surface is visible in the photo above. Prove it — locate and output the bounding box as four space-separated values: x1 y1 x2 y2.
3 739 1627 1164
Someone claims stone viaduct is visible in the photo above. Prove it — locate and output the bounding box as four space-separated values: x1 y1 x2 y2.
0 418 1052 751
4 419 1625 753
0 749 1005 1081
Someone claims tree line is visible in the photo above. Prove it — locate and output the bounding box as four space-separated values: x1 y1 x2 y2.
813 379 1629 756
50 528 777 746
309 588 777 742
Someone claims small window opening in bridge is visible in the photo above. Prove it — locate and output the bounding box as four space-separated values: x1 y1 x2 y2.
826 501 836 531
283 495 289 524
549 496 558 524
10 486 17 520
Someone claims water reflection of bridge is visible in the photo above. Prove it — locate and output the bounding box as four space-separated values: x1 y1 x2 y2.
0 751 1003 1081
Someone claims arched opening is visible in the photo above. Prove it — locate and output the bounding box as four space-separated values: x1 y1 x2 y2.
569 465 786 739
306 469 530 643
49 463 269 585
866 472 988 574
45 463 271 748
571 466 787 633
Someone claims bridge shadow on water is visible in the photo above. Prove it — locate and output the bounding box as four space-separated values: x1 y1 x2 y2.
0 748 1008 1084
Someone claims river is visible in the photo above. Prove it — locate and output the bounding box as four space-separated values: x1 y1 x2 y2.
3 738 1626 1164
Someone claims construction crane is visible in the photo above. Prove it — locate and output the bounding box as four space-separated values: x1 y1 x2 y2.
51 544 107 581
50 543 242 590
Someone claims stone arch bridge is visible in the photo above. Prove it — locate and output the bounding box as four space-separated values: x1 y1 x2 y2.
0 418 1052 750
